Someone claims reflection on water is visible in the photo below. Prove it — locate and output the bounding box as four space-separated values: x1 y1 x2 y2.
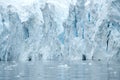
0 60 120 80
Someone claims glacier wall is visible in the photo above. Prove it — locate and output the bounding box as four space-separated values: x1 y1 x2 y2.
0 0 120 61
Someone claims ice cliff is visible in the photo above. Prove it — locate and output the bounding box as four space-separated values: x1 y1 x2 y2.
0 0 120 62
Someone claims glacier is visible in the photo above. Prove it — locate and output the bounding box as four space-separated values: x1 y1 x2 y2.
0 0 120 62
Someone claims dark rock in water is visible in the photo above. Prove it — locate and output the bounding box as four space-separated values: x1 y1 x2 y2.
28 57 32 61
82 54 86 61
98 59 101 61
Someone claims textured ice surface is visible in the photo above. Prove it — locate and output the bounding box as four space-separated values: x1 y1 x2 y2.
0 0 120 61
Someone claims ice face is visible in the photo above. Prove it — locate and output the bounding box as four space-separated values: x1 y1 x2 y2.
0 0 120 62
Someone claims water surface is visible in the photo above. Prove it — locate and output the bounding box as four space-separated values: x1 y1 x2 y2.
0 60 120 80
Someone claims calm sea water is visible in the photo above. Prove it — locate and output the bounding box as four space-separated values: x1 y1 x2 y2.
0 60 120 80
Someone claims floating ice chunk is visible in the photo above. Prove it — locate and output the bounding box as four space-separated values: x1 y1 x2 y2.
113 71 117 75
88 62 92 66
4 66 13 70
4 63 17 70
82 62 87 65
58 64 70 68
16 75 21 78
16 72 25 78
108 67 113 70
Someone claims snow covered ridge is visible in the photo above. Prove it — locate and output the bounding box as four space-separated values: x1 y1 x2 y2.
0 0 120 62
